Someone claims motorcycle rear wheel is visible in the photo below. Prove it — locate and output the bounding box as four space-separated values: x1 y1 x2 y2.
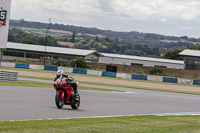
55 92 64 109
71 94 80 109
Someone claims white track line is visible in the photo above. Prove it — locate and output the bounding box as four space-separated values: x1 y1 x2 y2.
7 112 200 122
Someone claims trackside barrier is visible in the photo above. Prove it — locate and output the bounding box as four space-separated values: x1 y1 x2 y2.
44 66 58 71
29 64 44 70
148 75 163 82
193 80 200 85
87 70 102 76
1 62 15 68
132 74 147 80
2 62 200 86
73 68 87 74
15 63 29 69
102 71 116 77
116 73 132 79
178 78 193 85
58 67 73 73
0 70 18 82
163 77 178 83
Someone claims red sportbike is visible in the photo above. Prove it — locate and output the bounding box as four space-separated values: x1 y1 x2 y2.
53 76 80 109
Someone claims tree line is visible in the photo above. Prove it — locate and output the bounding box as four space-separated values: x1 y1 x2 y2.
8 26 200 60
73 37 160 56
9 19 200 51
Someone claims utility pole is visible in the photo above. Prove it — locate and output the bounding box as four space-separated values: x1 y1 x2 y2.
44 18 51 66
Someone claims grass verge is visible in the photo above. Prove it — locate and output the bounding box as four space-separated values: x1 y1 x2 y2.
19 75 200 95
1 115 200 133
82 81 200 95
1 67 198 88
0 80 124 92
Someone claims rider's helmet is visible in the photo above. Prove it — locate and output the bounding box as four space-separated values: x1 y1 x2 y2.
57 70 64 77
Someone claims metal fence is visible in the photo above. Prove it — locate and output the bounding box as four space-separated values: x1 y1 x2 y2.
0 71 18 82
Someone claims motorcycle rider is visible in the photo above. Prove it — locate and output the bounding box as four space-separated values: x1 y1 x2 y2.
54 70 79 101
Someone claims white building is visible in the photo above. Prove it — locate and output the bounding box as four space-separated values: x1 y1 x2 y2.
3 42 101 61
99 53 184 69
179 49 200 70
3 42 184 70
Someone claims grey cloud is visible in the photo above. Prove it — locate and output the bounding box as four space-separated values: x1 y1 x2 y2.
10 0 200 38
98 0 114 12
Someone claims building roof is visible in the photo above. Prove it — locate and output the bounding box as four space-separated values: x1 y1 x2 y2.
179 49 200 57
7 42 100 56
101 53 184 64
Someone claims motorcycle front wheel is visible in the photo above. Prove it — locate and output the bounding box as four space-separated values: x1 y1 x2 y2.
55 92 64 109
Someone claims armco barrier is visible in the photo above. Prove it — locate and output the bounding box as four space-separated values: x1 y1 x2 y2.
0 70 18 82
44 66 58 71
116 73 132 79
15 63 29 69
29 64 44 70
102 71 116 77
163 77 178 83
132 74 147 80
58 67 73 73
73 68 87 74
178 78 193 85
1 62 15 68
87 70 102 76
193 80 200 85
148 75 163 82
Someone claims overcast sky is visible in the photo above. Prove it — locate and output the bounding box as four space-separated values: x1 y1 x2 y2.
10 0 200 38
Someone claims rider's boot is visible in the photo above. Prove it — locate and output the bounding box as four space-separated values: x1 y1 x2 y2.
72 83 79 102
74 90 79 102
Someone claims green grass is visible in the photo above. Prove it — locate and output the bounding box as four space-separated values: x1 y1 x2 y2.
0 66 197 87
1 115 200 133
1 67 200 94
10 26 69 37
0 80 53 88
18 75 200 95
0 80 124 92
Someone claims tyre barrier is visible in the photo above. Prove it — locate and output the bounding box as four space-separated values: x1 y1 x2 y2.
102 71 116 77
193 80 200 85
0 62 199 85
29 64 44 70
163 77 178 83
15 63 29 69
0 70 18 82
73 68 87 74
132 74 147 81
44 66 58 71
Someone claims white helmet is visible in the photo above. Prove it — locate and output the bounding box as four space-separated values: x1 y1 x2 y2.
57 70 64 77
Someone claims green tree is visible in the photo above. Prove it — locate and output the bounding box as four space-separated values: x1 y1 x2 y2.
55 58 65 66
163 49 184 60
149 66 163 75
71 31 76 43
70 57 87 68
19 39 37 44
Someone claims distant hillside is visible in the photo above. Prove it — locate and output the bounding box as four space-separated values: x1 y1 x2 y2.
9 19 200 51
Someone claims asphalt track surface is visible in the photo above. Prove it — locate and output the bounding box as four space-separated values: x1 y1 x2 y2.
0 78 200 121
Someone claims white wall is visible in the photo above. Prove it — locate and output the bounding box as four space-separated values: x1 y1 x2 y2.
3 55 40 61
